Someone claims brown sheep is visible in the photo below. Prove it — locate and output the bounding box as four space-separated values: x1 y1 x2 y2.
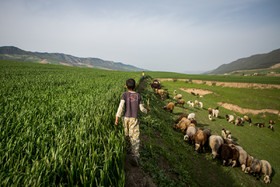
218 144 239 167
194 129 207 152
187 123 196 129
173 117 191 134
175 113 188 123
164 102 175 113
175 99 185 107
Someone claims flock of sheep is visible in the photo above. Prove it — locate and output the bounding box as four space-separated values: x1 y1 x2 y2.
151 84 274 184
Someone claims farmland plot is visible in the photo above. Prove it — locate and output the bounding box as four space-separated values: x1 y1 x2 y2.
0 60 140 186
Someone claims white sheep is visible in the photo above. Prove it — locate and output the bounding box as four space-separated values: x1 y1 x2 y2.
187 101 194 107
208 114 213 121
226 115 234 123
187 113 195 120
194 100 199 106
260 160 272 184
234 145 249 172
184 126 197 144
173 94 182 100
212 109 219 118
173 90 177 94
209 135 224 159
198 102 203 108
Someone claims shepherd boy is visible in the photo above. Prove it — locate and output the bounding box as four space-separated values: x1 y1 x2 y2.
115 79 150 166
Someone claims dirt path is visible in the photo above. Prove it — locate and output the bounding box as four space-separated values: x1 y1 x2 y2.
218 102 280 116
157 78 280 89
179 88 213 95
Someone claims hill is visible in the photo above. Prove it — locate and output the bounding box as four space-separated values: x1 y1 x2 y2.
0 46 146 71
206 48 280 74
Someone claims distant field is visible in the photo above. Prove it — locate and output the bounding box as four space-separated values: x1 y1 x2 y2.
148 71 280 85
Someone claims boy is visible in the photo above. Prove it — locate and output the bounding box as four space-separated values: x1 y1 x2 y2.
115 79 150 166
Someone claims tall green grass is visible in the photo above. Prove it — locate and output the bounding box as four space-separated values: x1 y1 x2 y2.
0 60 140 186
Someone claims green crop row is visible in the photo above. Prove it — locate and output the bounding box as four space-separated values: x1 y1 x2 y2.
0 60 140 186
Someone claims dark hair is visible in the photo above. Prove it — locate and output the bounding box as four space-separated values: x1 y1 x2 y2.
126 79 136 90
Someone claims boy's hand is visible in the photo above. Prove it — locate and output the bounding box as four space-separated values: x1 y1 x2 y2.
115 117 119 125
146 107 150 112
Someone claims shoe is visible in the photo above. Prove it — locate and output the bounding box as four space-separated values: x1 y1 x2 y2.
130 156 139 167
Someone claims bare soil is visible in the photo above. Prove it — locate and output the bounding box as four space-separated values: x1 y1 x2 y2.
179 88 213 95
157 78 280 89
218 102 280 116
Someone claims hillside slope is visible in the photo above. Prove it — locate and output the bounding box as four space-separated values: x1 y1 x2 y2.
206 48 280 74
0 46 146 71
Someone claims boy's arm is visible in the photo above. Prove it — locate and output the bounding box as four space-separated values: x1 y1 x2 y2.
115 100 125 125
139 104 148 114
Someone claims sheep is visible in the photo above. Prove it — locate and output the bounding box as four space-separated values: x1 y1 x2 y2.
175 99 185 107
218 144 239 167
191 92 196 96
198 102 203 108
226 114 234 123
163 102 175 113
269 120 275 125
227 132 232 140
194 100 199 107
203 129 211 139
254 122 265 128
173 90 177 94
187 101 194 107
187 123 196 129
175 113 188 123
221 129 227 139
223 138 238 146
208 108 213 120
248 158 262 179
268 124 274 131
235 117 244 126
221 129 231 139
190 118 197 126
187 113 195 120
173 117 191 133
209 135 224 159
212 107 219 118
184 126 197 144
194 129 207 152
244 115 252 126
260 160 272 184
157 89 169 100
208 114 213 121
233 145 249 172
245 155 254 174
173 94 182 100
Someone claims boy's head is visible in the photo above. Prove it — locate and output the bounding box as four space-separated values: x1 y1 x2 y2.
126 79 136 90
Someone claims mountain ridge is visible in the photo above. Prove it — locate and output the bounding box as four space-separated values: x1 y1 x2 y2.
0 46 147 71
206 48 280 74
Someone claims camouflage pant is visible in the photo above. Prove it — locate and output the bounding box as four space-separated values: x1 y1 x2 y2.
123 117 140 157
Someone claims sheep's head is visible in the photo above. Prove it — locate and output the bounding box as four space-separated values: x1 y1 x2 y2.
264 175 271 184
244 167 250 174
184 135 189 141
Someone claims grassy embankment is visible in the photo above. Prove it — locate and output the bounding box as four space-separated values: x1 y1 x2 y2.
137 75 280 186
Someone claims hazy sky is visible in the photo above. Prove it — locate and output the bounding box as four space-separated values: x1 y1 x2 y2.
1 0 280 73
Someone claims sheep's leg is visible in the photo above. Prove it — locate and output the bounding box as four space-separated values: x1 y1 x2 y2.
232 160 237 167
241 164 246 172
